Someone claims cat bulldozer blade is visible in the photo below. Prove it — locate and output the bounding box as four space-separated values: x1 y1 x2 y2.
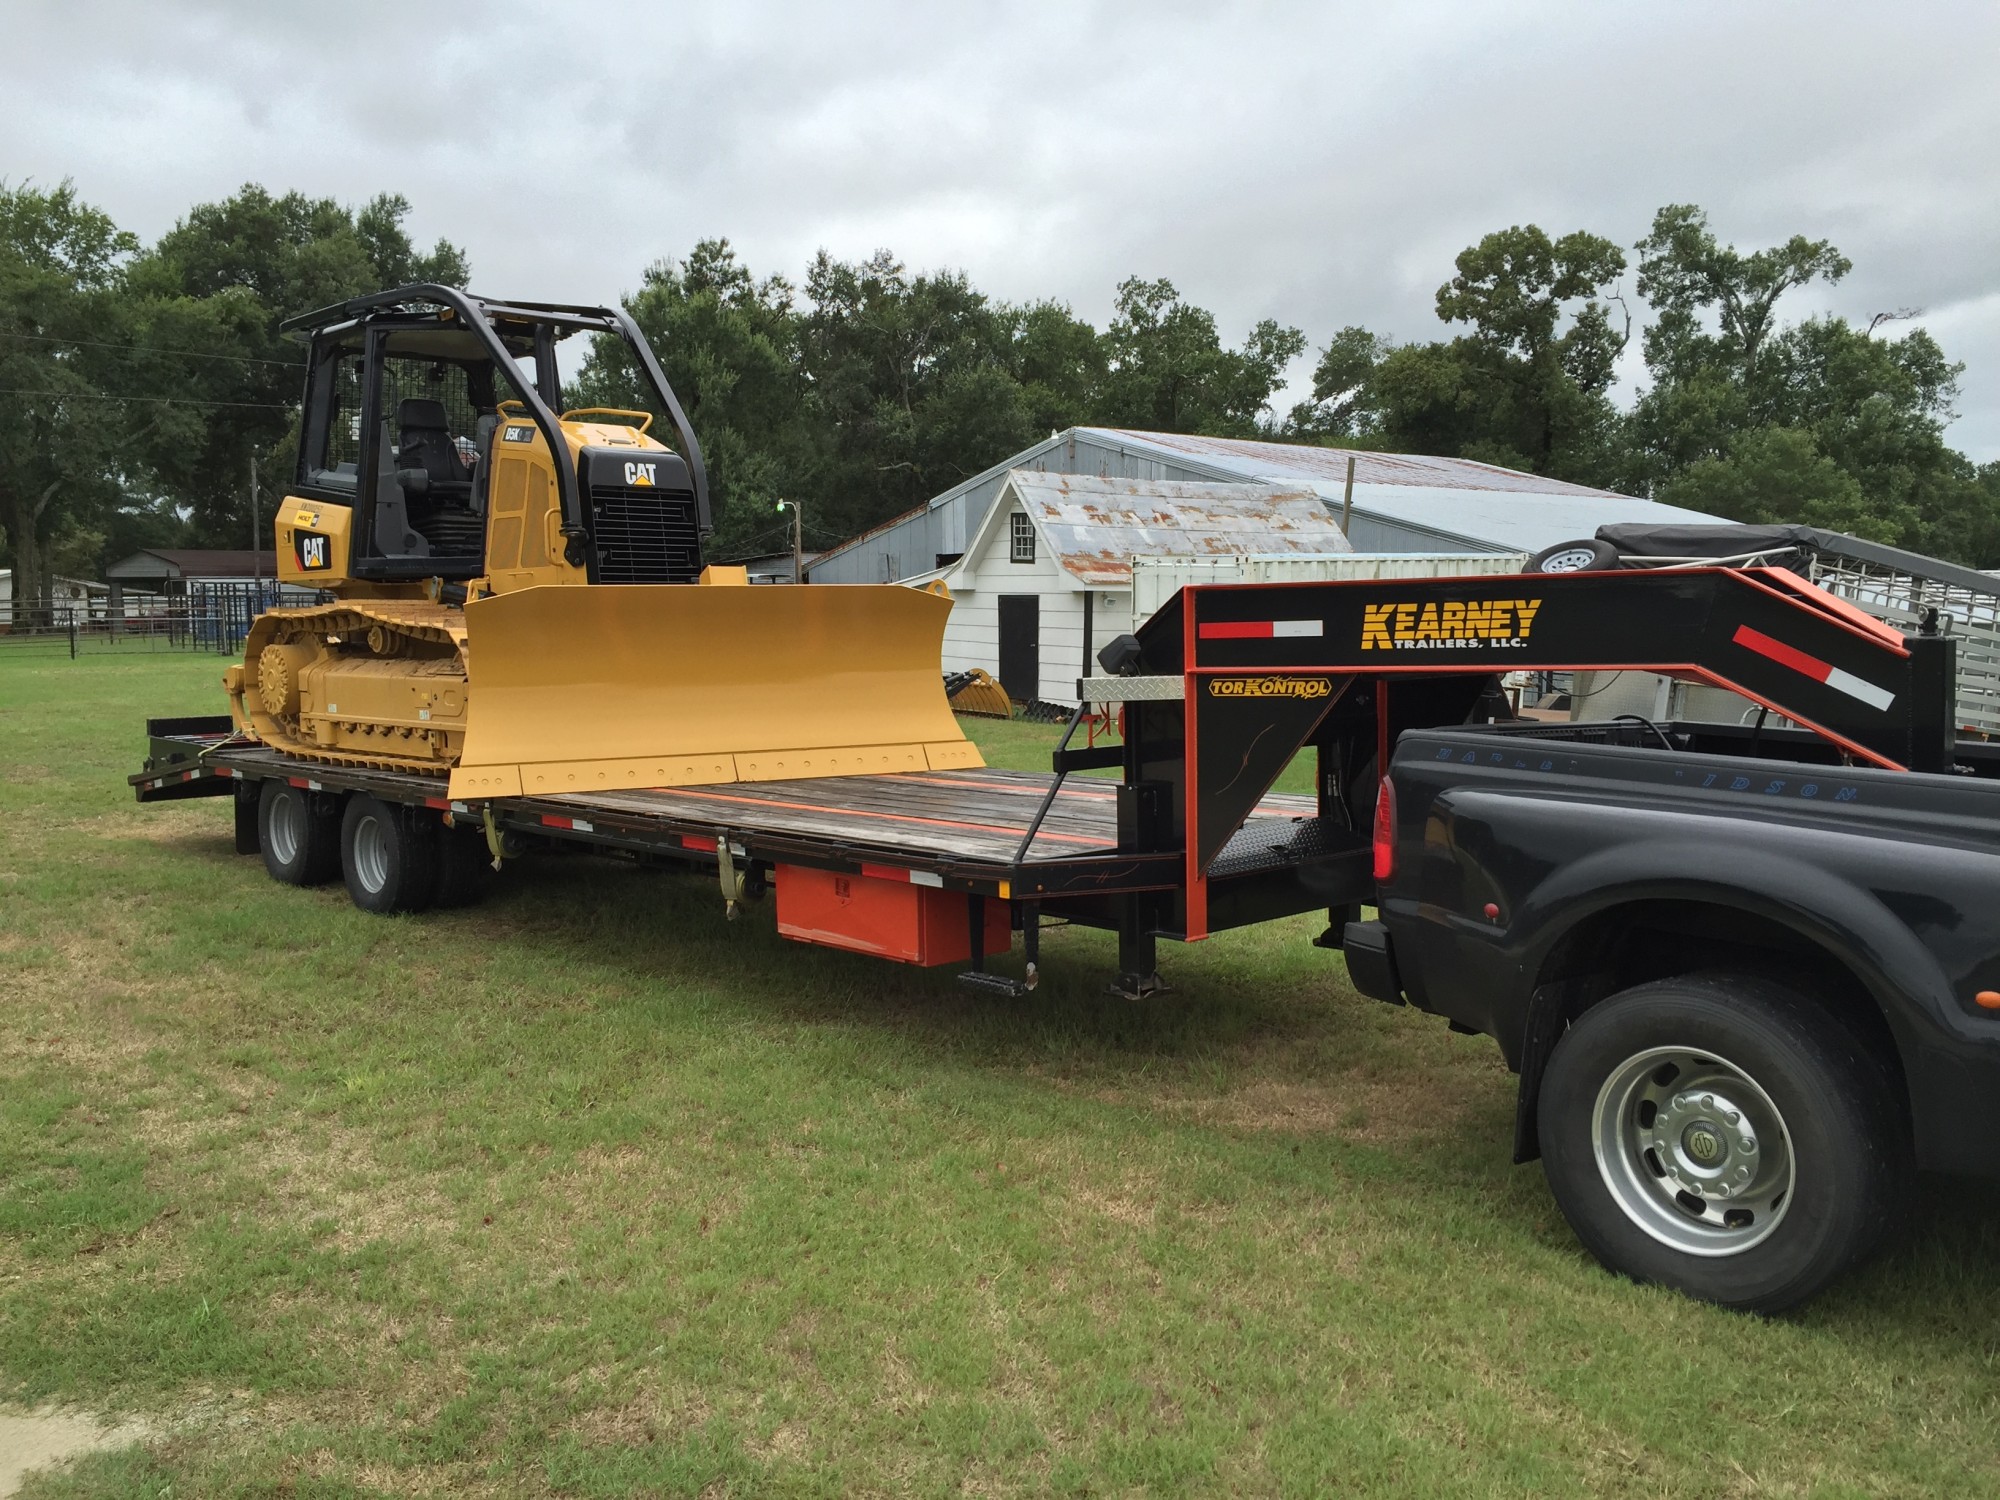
223 285 982 799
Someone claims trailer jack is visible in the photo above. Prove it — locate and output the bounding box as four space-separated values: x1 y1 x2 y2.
957 900 1040 999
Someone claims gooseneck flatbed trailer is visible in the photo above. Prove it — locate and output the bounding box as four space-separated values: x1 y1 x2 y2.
137 563 2000 1310
137 564 1957 996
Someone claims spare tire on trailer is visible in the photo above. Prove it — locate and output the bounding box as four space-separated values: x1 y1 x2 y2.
1528 538 1624 574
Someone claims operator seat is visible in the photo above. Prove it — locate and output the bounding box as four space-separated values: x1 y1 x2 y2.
395 398 482 557
395 399 471 498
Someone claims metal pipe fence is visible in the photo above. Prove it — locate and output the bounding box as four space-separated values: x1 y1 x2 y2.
0 582 322 659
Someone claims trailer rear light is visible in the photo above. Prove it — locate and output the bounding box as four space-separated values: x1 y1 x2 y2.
1371 776 1396 883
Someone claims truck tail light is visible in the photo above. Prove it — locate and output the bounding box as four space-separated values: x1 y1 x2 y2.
1371 775 1396 883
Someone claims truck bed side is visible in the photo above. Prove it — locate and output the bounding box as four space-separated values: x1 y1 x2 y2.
1373 725 2000 1179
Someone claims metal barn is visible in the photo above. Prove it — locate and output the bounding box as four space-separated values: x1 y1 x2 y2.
806 427 1720 586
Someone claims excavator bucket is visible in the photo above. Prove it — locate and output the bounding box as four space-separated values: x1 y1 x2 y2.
946 668 1015 719
447 582 984 800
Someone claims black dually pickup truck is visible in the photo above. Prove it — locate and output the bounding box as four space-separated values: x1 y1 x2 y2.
1345 716 2000 1312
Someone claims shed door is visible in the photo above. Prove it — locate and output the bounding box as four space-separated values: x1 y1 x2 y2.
997 595 1040 703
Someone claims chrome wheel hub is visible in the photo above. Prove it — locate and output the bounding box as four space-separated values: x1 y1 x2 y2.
268 791 303 866
1592 1046 1794 1255
1539 546 1600 573
351 814 389 894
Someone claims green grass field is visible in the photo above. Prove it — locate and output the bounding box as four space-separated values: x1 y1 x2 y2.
2 649 1998 1497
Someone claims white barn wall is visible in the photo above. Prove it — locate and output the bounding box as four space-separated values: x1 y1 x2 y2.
940 494 1136 704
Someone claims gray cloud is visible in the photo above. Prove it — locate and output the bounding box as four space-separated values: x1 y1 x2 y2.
6 0 1994 457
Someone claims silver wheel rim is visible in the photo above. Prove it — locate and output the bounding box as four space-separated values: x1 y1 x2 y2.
1591 1046 1795 1256
268 790 304 867
351 814 390 894
1538 546 1602 573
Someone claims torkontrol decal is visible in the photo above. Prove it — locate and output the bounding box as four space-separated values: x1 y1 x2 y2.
1206 677 1333 699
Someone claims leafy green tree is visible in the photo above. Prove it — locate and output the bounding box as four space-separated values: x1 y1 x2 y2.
798 249 1036 538
1630 204 1853 483
1285 326 1389 439
1006 299 1106 439
1629 205 1989 556
1657 425 1905 539
0 180 138 622
122 185 469 547
1286 226 1629 485
1096 276 1303 435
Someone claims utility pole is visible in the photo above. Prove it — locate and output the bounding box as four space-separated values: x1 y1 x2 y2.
249 450 262 595
777 498 804 584
1340 452 1356 538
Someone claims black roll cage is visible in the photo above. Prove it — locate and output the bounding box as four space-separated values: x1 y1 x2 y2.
281 285 712 563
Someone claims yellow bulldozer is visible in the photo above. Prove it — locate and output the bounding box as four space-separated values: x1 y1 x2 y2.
226 286 981 800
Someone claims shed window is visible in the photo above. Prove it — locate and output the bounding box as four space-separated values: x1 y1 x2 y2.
1009 512 1036 564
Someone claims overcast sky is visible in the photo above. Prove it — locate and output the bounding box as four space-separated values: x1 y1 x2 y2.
6 0 1995 460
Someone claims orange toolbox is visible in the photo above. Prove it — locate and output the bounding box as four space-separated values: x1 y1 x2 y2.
776 864 1012 966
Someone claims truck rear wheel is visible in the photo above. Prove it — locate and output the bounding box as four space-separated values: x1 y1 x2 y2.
259 779 340 886
1538 973 1907 1313
341 795 439 915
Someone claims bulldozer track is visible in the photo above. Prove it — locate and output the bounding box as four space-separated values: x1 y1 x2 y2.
235 602 470 776
258 600 468 651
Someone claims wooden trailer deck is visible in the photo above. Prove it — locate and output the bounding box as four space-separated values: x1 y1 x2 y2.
552 767 1313 866
134 729 1331 902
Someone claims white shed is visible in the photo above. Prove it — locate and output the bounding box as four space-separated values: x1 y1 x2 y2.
938 470 1353 705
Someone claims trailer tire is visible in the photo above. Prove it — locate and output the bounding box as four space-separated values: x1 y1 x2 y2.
1537 972 1907 1313
431 825 497 909
1528 538 1623 574
258 779 341 886
340 795 439 915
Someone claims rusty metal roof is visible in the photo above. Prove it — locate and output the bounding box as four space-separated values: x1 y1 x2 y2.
1002 470 1353 586
1088 430 1629 497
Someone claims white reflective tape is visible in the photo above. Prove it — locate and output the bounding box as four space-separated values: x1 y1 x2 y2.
572 819 594 834
910 870 945 887
307 780 323 791
1824 666 1895 711
1271 620 1324 637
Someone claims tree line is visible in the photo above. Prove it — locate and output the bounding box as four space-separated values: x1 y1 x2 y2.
3 180 1995 618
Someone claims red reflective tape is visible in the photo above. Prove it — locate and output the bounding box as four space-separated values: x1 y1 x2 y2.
288 776 310 788
680 834 716 852
860 862 909 882
1198 621 1274 639
423 797 450 810
183 770 199 781
1732 625 1832 684
539 814 573 830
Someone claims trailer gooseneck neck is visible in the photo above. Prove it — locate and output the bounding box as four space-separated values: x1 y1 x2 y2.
1096 566 1957 947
